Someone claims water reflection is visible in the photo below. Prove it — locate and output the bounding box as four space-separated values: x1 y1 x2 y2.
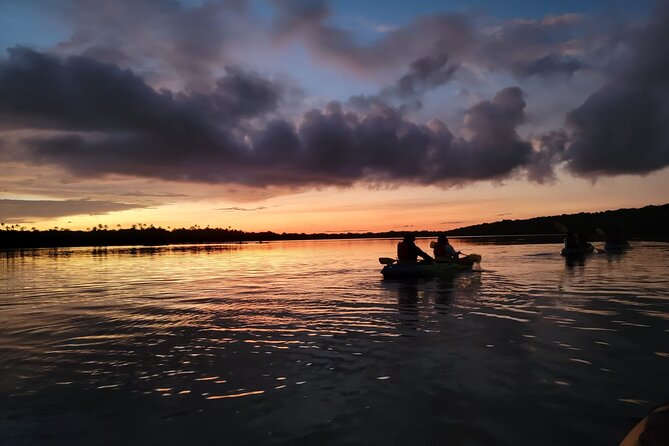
1 239 668 446
564 253 589 269
395 280 420 329
434 277 456 312
382 274 482 332
604 250 628 264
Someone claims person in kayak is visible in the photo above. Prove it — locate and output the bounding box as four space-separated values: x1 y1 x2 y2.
564 231 592 250
397 235 433 263
433 235 461 261
564 231 579 250
576 233 594 250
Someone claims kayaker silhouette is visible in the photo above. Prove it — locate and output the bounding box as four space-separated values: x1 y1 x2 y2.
397 234 433 263
432 235 461 261
562 231 595 256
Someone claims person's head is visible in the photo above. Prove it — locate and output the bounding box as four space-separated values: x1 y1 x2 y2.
437 235 448 243
403 234 415 243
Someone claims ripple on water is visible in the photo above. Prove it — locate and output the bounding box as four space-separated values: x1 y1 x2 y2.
1 240 668 445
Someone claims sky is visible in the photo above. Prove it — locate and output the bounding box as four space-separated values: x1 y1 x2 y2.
0 0 668 232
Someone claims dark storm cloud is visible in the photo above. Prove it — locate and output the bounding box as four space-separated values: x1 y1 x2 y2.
0 46 182 131
209 66 281 120
425 87 533 181
561 2 669 176
0 47 281 130
526 130 568 183
7 6 668 192
389 54 459 97
349 54 459 110
1 0 665 197
251 87 533 185
0 46 542 188
0 47 283 181
0 199 148 221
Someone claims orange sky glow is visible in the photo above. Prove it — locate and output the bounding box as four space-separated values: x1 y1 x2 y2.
8 166 667 233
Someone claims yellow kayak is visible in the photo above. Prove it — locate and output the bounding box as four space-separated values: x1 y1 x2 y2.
619 403 669 446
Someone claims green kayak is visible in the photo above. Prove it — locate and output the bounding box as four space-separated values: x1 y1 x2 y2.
380 256 480 279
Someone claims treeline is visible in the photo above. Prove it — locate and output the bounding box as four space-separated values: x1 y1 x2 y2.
0 225 442 249
445 204 669 240
1 203 667 249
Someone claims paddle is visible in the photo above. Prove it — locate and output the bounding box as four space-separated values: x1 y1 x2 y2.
466 254 482 263
378 257 396 265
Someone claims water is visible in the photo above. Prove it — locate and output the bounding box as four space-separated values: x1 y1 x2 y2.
1 238 668 445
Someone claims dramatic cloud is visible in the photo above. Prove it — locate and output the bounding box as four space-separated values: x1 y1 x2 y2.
388 54 459 98
561 2 669 176
0 199 148 221
0 47 281 130
0 47 281 182
480 13 591 79
349 54 459 110
424 87 532 181
271 1 474 73
271 1 592 79
52 0 254 90
527 130 568 183
1 0 667 197
38 0 596 85
0 47 541 188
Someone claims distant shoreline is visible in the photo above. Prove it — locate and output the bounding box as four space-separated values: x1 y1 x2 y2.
1 203 667 249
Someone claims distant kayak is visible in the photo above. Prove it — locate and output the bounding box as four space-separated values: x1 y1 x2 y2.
380 255 480 279
561 245 595 256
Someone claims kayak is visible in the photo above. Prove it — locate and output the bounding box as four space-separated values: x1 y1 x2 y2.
381 257 478 279
619 403 669 446
561 245 595 256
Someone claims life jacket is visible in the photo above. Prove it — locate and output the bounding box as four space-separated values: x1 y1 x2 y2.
397 241 416 262
434 242 456 260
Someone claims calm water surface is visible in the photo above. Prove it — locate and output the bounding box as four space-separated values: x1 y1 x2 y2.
1 239 669 445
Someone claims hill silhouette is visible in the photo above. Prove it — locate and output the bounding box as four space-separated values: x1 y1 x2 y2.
445 203 669 240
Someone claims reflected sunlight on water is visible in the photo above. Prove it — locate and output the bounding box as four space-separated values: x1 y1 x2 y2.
1 238 669 445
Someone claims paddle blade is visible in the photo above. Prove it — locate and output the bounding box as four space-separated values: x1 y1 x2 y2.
467 254 482 263
379 257 396 265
